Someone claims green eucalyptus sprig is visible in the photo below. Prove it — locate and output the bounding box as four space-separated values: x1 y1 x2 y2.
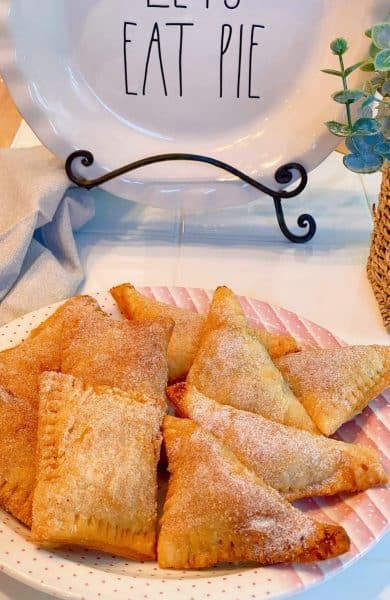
323 38 367 136
362 19 390 142
362 19 390 73
323 18 390 174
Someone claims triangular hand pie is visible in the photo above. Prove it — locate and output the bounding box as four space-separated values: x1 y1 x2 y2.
202 285 247 331
158 417 350 569
61 304 174 402
186 289 317 432
276 346 390 436
169 384 388 500
0 386 37 526
32 373 163 560
0 295 102 407
197 285 300 360
110 284 298 382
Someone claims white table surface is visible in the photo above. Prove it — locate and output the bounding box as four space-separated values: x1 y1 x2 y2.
1 121 389 600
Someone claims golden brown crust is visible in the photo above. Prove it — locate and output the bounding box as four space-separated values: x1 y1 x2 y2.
187 322 317 432
110 284 299 381
202 286 247 334
276 346 390 436
0 386 37 526
0 295 101 408
168 384 388 500
32 372 163 560
111 284 204 383
187 287 317 432
158 417 350 569
0 296 102 526
61 301 174 402
256 329 299 359
186 286 315 431
202 286 300 357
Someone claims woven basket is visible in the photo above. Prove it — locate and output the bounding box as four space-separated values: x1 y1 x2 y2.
367 167 390 330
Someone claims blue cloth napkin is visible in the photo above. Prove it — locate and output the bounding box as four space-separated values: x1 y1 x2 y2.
0 146 95 325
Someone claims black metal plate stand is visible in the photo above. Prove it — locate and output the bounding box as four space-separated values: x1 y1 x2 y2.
65 151 317 244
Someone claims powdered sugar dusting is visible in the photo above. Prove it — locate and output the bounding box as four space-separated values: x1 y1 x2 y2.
0 288 387 599
276 346 390 434
0 296 100 408
176 387 386 499
161 418 345 566
34 373 163 555
61 308 173 402
182 389 339 490
187 325 314 430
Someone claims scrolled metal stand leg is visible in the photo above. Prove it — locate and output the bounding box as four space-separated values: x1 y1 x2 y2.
273 197 317 244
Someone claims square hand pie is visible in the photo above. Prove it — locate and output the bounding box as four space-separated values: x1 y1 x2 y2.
111 283 298 382
0 295 102 407
186 289 316 432
169 384 388 501
0 385 37 527
61 306 174 401
158 417 350 569
32 373 163 560
276 345 390 436
0 296 103 526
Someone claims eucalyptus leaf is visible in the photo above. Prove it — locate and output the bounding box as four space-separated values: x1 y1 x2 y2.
325 121 351 137
343 152 384 173
321 68 343 77
332 89 364 104
346 133 384 154
361 95 376 110
330 38 348 55
374 48 390 71
374 141 390 159
369 42 381 58
372 22 390 50
352 118 381 135
344 61 365 77
360 60 375 72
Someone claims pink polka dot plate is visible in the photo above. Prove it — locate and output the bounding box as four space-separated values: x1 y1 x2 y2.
0 288 388 600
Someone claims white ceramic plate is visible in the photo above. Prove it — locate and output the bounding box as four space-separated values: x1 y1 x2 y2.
0 1 388 209
0 288 389 600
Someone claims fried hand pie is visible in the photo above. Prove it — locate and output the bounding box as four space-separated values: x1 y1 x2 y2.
276 346 390 435
169 384 388 501
0 386 37 526
158 417 350 569
32 373 163 560
186 286 315 431
0 295 102 407
61 305 174 402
